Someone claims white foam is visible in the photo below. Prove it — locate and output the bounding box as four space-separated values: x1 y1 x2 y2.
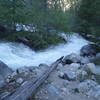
0 34 89 69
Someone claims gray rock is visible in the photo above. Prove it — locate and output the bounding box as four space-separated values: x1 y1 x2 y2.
62 53 81 64
80 44 99 57
0 61 13 80
64 71 76 81
76 80 97 93
16 78 23 84
80 57 90 64
0 80 6 88
58 72 65 78
96 53 100 58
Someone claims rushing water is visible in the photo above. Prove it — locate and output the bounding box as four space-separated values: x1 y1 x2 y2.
0 34 89 69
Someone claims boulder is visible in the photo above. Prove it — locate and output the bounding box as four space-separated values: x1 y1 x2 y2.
83 63 100 75
58 70 76 81
62 53 81 64
90 53 100 65
80 57 90 64
64 71 76 81
0 61 13 80
83 63 96 74
80 44 99 57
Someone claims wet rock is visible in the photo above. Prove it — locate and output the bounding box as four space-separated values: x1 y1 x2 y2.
87 85 100 99
16 78 23 84
0 61 13 80
75 80 97 93
62 53 81 64
80 44 99 57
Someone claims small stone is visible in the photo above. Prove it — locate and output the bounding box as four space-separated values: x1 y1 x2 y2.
83 63 96 74
58 72 64 78
64 71 76 81
63 80 70 87
16 78 23 84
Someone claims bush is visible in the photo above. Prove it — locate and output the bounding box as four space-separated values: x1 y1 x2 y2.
0 31 64 50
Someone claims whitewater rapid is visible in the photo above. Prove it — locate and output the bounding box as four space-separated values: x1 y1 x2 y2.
0 34 89 69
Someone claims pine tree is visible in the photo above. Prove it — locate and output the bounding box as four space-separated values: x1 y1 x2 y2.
0 0 26 29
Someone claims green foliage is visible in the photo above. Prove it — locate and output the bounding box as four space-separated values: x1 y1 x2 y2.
0 0 26 27
75 0 100 37
0 31 64 50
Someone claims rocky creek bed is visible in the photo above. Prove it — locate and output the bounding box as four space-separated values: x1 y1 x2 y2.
0 44 100 100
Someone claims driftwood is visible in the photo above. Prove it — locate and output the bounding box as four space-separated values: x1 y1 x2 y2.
3 56 63 100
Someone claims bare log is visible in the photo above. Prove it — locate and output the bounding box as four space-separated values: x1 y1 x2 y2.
3 56 63 100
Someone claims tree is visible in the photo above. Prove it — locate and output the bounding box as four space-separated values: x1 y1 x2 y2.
0 0 26 29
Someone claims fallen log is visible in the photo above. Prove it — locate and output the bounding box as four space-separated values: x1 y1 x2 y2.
3 56 63 100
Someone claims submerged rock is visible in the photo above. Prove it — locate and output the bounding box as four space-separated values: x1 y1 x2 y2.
0 61 13 80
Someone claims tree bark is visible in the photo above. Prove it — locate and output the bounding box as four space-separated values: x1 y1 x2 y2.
2 56 63 100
